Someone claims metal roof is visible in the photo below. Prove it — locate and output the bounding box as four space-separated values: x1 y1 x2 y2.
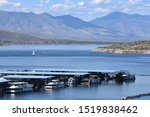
0 71 89 76
33 69 119 73
4 75 54 79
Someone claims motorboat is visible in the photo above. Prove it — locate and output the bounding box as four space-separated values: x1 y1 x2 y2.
45 79 65 89
67 77 76 85
6 82 33 93
114 71 135 82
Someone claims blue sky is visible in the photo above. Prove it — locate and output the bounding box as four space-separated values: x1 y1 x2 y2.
0 0 149 21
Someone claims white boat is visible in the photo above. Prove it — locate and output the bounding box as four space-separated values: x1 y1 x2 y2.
6 82 33 93
67 77 76 85
32 51 35 56
45 79 65 89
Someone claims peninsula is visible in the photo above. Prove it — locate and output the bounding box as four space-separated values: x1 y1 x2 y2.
95 40 150 54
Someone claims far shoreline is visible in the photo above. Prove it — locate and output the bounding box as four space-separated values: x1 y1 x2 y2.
94 48 150 54
94 40 150 54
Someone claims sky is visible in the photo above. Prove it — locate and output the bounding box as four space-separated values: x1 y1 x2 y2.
0 0 149 21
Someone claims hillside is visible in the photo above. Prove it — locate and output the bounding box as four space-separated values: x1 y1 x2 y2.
0 30 100 45
90 12 150 39
95 40 150 54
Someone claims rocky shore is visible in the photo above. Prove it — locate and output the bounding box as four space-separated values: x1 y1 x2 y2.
95 40 150 54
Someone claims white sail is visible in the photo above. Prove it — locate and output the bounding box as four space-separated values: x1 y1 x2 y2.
32 51 35 56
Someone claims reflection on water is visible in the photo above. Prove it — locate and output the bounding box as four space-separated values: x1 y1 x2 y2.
0 45 150 100
10 94 16 99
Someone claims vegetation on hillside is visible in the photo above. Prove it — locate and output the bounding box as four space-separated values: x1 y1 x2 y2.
96 40 150 54
100 40 150 50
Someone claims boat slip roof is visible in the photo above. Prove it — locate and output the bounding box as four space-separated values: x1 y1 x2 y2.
0 71 89 76
4 75 54 79
33 69 119 73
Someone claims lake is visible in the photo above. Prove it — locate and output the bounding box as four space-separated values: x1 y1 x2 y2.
0 44 150 100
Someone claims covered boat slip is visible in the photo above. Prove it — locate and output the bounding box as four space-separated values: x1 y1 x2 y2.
0 69 122 83
4 75 55 89
1 72 90 88
0 78 9 93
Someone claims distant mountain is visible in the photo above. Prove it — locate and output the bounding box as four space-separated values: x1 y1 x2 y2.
0 11 133 43
55 15 99 29
90 12 150 39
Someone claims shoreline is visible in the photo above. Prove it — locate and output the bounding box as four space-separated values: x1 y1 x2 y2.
94 48 150 54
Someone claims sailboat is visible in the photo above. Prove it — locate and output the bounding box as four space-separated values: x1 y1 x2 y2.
32 51 35 56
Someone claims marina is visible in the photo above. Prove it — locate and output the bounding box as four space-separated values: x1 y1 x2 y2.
0 69 135 94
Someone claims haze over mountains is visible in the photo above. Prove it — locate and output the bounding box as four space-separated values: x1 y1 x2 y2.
0 11 149 44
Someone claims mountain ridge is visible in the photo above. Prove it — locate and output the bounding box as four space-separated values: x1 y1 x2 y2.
0 11 122 41
90 11 150 38
0 11 149 43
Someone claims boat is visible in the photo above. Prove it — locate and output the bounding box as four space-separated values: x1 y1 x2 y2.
67 77 76 85
32 51 35 56
81 78 99 85
45 79 65 89
6 82 33 93
114 71 135 82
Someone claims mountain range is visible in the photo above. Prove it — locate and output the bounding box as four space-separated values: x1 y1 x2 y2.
90 12 150 39
0 11 149 45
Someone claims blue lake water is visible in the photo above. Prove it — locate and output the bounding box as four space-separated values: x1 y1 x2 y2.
0 44 150 100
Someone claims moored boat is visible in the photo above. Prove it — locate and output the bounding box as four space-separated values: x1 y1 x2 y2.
67 77 76 85
6 82 33 93
114 71 135 82
45 79 65 89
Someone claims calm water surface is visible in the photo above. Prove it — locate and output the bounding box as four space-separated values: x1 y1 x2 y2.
0 44 150 100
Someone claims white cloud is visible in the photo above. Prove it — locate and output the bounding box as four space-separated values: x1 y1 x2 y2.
128 0 141 4
0 0 22 8
51 0 85 11
0 0 7 4
51 3 75 11
144 4 150 7
40 0 50 4
137 4 150 11
94 7 109 13
92 0 112 4
77 1 85 6
13 2 22 8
